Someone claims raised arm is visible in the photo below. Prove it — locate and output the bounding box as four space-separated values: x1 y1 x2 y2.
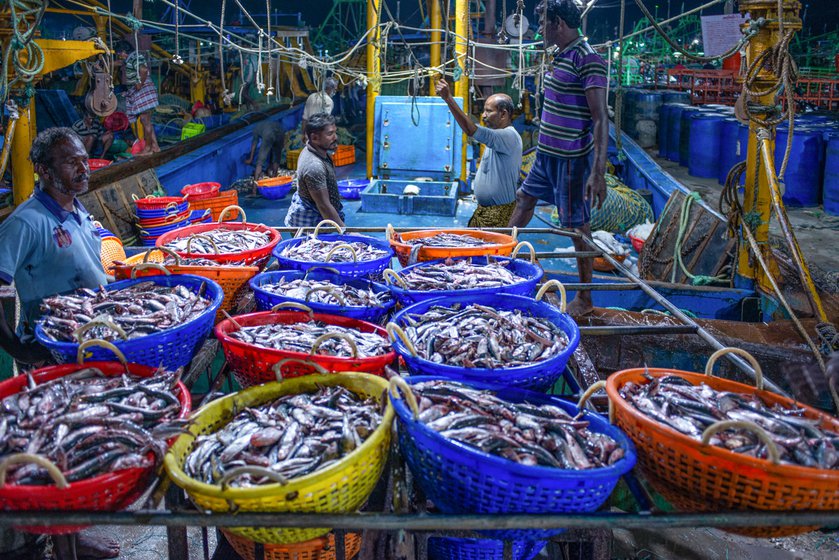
436 78 477 137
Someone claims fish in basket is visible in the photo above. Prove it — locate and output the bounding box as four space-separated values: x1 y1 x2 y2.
387 225 518 267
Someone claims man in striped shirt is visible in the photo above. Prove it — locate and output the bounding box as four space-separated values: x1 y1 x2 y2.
509 0 608 316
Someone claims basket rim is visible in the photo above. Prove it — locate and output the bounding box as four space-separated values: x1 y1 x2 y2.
163 372 393 499
249 270 395 312
606 367 839 480
390 229 516 251
390 293 581 377
155 222 282 259
118 250 260 271
34 274 224 351
134 196 188 210
272 234 395 267
394 376 637 480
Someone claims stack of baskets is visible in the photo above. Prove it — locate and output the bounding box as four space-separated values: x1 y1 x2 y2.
94 221 126 273
133 195 191 247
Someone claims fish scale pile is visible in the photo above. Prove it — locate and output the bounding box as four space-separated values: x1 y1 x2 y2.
399 259 524 291
280 238 389 263
185 386 382 486
163 228 271 254
413 381 624 469
230 321 391 357
621 375 839 469
402 304 569 368
401 233 495 248
39 282 212 342
259 278 391 307
0 367 184 485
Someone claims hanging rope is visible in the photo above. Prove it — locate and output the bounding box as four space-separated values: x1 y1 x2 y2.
219 0 231 105
265 0 274 100
614 0 626 154
172 0 183 64
671 192 728 286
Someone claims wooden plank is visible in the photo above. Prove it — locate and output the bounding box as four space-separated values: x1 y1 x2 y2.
93 191 119 235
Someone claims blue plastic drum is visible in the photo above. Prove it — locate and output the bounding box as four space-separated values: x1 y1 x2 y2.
774 125 824 207
688 113 725 179
824 132 839 216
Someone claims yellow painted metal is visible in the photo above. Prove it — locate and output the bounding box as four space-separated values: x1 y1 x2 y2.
35 39 104 75
366 0 381 178
428 0 441 95
11 102 35 205
454 0 468 182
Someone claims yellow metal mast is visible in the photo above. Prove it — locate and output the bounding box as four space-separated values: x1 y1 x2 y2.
428 0 441 94
454 0 468 183
365 0 381 178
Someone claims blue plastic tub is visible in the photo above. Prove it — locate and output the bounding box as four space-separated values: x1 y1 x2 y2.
337 179 369 200
189 209 212 224
258 180 294 200
386 256 544 307
391 376 637 540
427 538 545 560
35 274 223 371
249 269 395 323
390 294 580 391
272 234 394 280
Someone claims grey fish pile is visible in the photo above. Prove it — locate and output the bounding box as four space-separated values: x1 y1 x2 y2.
164 228 271 254
259 278 391 308
401 233 495 248
280 238 389 263
412 380 624 469
401 304 569 368
39 282 212 342
399 259 524 291
0 367 184 485
621 375 839 469
230 321 391 357
162 256 248 267
185 385 382 486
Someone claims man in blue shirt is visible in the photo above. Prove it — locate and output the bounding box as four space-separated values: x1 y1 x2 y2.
0 128 109 365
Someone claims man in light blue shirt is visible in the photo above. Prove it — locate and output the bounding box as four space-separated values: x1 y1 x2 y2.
437 78 522 227
0 128 108 364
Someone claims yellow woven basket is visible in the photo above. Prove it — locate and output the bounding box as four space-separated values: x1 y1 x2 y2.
164 372 393 544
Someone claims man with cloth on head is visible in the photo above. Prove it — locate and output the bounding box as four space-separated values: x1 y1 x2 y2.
508 0 608 316
302 78 337 131
284 113 345 228
436 78 522 227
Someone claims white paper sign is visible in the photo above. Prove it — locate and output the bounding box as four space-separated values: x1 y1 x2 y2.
700 14 748 58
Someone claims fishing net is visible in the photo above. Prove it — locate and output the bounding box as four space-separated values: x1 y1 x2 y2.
550 175 654 234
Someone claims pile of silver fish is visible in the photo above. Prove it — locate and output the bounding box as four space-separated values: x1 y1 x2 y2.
401 233 495 248
229 321 391 357
0 367 184 485
279 238 389 263
185 385 382 486
258 278 391 308
399 259 524 291
620 374 839 469
39 282 212 342
401 304 569 368
163 228 271 254
412 380 624 469
161 256 248 267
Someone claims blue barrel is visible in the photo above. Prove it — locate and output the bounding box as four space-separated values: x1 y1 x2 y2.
679 107 703 167
663 91 691 105
774 126 824 207
624 89 663 148
689 113 725 179
718 118 742 185
736 122 750 186
666 105 688 161
823 132 839 216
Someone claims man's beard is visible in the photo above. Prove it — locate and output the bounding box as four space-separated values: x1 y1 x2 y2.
53 174 90 195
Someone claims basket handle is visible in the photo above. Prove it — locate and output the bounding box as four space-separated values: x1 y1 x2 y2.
131 262 171 279
385 223 395 242
220 465 288 490
186 234 220 255
382 269 407 288
511 241 536 264
73 316 128 344
304 286 346 307
535 279 567 313
0 453 69 489
76 339 128 366
704 347 763 391
271 302 314 319
830 376 839 416
313 219 345 239
386 322 417 357
303 266 339 280
218 205 247 223
310 332 358 358
388 376 420 420
324 243 358 263
511 226 518 243
272 358 328 381
700 420 780 465
142 247 180 264
576 380 614 424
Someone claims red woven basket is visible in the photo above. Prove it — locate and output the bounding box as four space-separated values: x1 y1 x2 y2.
182 182 221 201
0 357 191 534
606 348 839 538
133 195 187 211
215 308 395 387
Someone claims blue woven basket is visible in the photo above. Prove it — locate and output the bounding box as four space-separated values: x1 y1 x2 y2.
337 179 368 200
428 538 545 560
35 274 223 371
390 294 580 391
392 376 637 540
258 181 293 200
136 201 189 219
250 269 395 323
272 234 394 280
387 256 544 307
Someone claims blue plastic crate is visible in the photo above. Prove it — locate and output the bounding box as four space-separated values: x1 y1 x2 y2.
362 179 458 216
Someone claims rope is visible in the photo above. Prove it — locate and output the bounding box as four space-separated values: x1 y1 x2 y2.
671 192 727 286
614 0 626 153
265 0 274 100
219 0 230 105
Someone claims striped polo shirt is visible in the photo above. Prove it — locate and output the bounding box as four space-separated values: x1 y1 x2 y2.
538 36 608 159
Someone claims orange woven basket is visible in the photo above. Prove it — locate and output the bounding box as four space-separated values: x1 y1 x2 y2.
387 225 517 267
605 348 839 538
222 530 361 560
112 248 259 323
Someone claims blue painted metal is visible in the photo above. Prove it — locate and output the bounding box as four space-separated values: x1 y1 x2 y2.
688 113 725 179
35 89 79 130
774 125 824 207
824 132 839 216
